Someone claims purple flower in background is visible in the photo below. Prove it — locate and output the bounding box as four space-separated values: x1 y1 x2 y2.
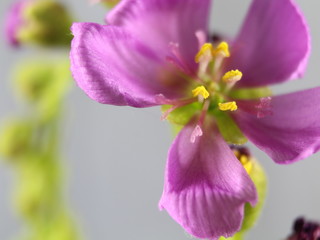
4 0 73 47
5 0 25 46
70 0 318 239
287 217 320 240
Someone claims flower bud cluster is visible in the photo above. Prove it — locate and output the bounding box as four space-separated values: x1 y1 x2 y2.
2 1 78 239
287 218 320 240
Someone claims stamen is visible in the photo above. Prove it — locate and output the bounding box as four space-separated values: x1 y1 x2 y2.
212 42 230 76
192 86 210 100
218 101 238 111
190 100 210 143
255 97 272 118
222 70 243 83
161 105 180 121
195 43 214 63
214 41 230 58
190 125 203 143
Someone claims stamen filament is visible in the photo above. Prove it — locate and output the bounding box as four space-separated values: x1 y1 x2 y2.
199 100 210 125
161 97 198 120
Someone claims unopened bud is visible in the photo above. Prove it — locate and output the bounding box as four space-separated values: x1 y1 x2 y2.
5 0 73 47
286 217 320 240
15 155 59 218
0 120 32 160
90 0 120 8
228 146 268 238
14 59 71 121
15 60 69 98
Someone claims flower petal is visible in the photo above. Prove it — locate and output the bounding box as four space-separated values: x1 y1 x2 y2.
5 0 25 46
226 0 310 87
233 87 320 164
70 23 186 107
107 0 211 71
159 121 257 239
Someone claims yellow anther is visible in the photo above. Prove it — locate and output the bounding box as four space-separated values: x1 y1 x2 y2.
192 86 210 99
240 155 253 174
222 70 243 83
218 101 238 111
195 43 214 63
239 155 249 165
214 41 230 57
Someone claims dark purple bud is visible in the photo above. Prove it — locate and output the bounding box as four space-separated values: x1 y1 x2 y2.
287 217 320 240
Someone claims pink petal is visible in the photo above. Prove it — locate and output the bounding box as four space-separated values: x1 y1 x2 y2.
233 87 320 164
70 23 185 107
5 0 26 46
107 0 211 72
159 121 257 239
226 0 310 87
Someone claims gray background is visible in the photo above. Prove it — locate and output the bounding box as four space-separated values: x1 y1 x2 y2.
1 0 320 239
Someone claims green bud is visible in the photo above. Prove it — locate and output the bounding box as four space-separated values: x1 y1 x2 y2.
101 0 120 8
14 59 71 121
15 155 60 219
17 0 73 47
240 159 267 233
15 62 54 102
0 120 32 160
46 214 79 240
220 157 267 240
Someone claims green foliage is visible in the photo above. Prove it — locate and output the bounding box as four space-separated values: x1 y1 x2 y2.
215 112 248 145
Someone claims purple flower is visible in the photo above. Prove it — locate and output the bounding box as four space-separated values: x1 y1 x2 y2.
70 0 317 239
4 0 73 47
5 0 26 46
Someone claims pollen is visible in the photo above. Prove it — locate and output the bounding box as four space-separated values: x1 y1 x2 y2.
192 86 210 99
240 155 253 174
195 43 214 63
214 41 230 57
222 70 243 83
218 101 238 111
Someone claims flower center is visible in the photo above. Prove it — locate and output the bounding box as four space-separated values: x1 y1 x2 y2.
162 40 271 144
191 41 242 111
162 41 247 142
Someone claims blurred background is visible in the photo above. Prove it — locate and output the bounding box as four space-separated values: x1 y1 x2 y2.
0 0 320 240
